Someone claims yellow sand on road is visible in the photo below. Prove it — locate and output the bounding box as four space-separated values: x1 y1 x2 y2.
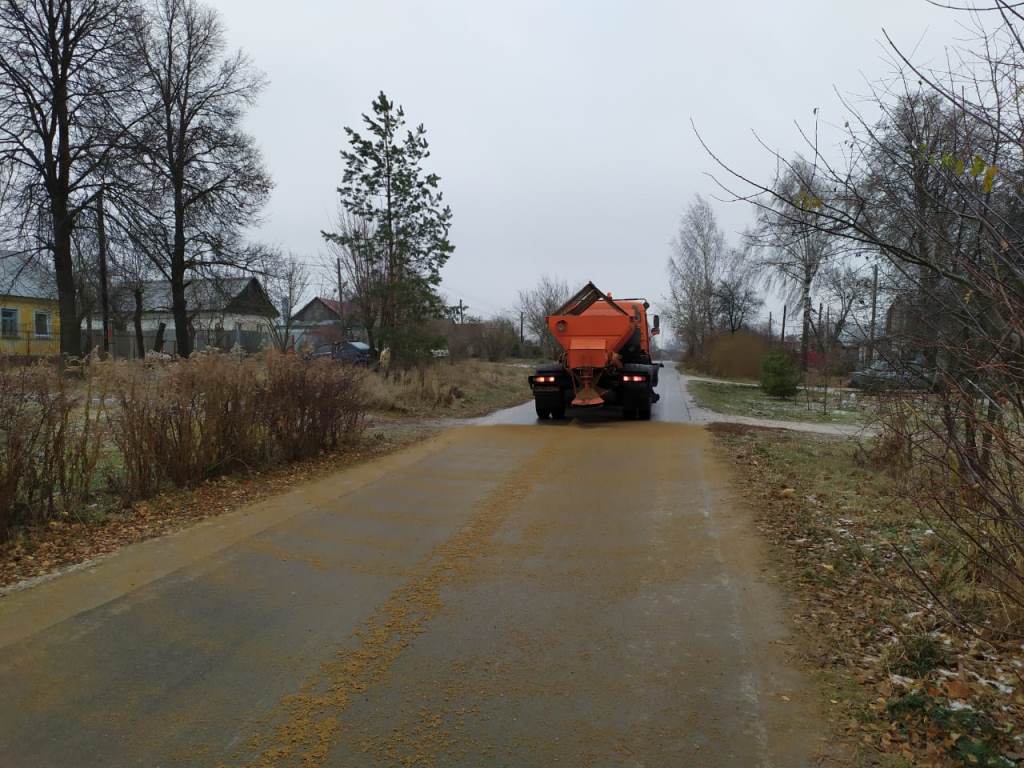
0 421 827 767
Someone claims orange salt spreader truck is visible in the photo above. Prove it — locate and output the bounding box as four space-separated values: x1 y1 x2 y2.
528 282 662 420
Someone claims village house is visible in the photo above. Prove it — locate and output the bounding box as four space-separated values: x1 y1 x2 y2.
288 296 363 350
91 276 279 357
0 251 59 358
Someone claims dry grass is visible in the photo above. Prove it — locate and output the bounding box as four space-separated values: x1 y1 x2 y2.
711 424 1022 767
361 360 531 418
690 380 870 425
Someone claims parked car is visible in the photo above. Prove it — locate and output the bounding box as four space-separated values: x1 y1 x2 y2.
309 340 371 365
848 357 932 391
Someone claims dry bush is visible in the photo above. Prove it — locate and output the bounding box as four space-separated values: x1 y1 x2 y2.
0 353 366 540
103 360 162 500
103 354 268 494
103 353 366 498
360 359 527 417
859 393 926 478
262 353 364 461
0 362 106 540
868 390 1024 633
477 318 518 362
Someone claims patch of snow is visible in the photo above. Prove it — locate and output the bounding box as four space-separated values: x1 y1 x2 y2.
890 673 916 687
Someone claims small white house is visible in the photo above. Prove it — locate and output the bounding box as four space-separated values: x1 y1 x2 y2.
93 276 279 356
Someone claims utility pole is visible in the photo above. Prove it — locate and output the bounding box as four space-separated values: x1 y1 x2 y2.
781 304 787 345
458 299 465 324
868 262 878 363
96 186 111 356
768 311 773 343
520 311 525 343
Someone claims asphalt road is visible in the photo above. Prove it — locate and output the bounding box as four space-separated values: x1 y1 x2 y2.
0 368 828 767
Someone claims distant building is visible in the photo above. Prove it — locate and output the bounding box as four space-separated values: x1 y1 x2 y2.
289 296 363 350
90 276 279 356
0 251 60 357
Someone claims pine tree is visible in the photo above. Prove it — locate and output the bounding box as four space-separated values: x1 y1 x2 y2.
324 92 454 360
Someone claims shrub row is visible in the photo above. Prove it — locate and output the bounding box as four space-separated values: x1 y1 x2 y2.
0 353 365 541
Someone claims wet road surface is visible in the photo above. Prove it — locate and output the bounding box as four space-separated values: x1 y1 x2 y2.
0 368 828 766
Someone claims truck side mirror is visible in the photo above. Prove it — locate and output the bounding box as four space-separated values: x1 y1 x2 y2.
652 315 660 336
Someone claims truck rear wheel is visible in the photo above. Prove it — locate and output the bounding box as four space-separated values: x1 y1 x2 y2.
535 401 550 420
637 404 651 421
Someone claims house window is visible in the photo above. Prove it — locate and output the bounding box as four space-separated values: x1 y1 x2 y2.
34 310 52 338
0 308 16 338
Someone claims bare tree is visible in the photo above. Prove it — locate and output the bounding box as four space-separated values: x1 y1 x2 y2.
115 245 156 359
749 159 836 370
517 275 570 358
0 0 145 357
0 158 17 249
816 262 871 350
477 316 518 362
666 195 728 357
325 211 381 350
699 2 1024 630
265 253 309 352
712 255 764 334
131 0 272 356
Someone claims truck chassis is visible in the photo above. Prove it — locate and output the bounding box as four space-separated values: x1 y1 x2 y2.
529 362 660 420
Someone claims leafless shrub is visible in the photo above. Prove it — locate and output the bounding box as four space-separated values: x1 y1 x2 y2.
103 354 266 493
0 362 107 539
103 353 366 498
262 353 364 461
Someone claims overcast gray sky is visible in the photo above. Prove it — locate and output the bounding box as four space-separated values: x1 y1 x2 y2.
209 0 964 324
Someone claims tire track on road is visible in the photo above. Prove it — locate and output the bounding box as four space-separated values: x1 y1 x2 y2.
238 427 560 768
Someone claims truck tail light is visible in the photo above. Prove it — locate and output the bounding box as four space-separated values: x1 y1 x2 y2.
534 375 557 384
623 374 647 383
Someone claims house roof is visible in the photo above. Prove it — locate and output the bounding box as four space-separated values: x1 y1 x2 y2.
111 276 278 318
319 297 345 318
292 296 359 322
0 251 57 301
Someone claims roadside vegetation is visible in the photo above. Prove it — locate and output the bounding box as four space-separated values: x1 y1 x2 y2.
0 353 528 588
713 425 1023 768
692 8 1024 764
678 7 1024 736
364 360 531 419
689 380 868 426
